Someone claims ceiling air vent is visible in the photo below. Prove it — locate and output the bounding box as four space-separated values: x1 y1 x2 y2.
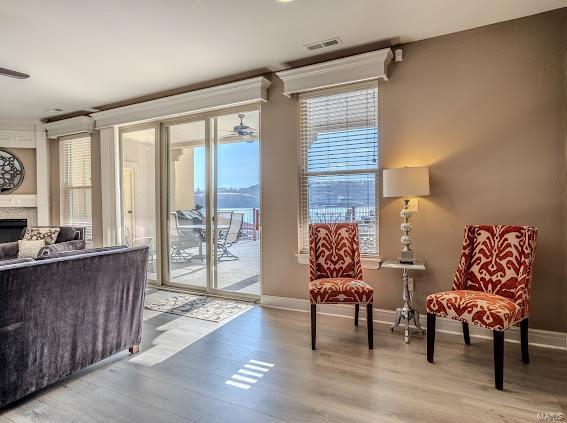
305 37 342 51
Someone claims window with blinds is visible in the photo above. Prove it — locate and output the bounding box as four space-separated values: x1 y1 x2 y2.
299 82 378 255
61 135 92 240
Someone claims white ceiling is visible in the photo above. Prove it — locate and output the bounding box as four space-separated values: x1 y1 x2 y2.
1 0 566 120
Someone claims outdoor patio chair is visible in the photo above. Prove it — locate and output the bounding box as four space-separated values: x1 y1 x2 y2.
217 211 233 238
123 224 156 272
217 212 244 261
170 211 202 262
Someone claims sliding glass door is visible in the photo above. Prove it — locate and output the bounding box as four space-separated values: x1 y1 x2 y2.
166 119 209 290
119 125 159 283
119 108 261 298
212 111 261 295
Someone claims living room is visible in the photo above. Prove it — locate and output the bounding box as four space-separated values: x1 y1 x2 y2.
0 1 566 422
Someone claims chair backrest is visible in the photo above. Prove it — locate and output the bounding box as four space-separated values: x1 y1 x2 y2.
225 213 243 244
175 210 193 226
170 212 199 243
217 211 233 227
123 224 132 246
309 223 363 281
453 225 537 303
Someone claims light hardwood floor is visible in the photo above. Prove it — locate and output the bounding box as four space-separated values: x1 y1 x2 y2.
1 306 566 423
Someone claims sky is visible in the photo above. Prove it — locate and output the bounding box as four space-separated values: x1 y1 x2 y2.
193 140 260 190
192 128 377 190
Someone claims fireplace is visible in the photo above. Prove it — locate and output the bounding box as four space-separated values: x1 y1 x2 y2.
0 219 27 243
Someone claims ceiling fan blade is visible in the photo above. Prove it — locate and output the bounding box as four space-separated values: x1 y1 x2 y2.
0 67 30 79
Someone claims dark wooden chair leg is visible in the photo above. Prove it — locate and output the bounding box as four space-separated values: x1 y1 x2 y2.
494 330 504 390
462 322 471 345
311 304 317 350
521 318 529 364
129 344 140 354
366 304 373 349
354 304 359 327
427 313 436 363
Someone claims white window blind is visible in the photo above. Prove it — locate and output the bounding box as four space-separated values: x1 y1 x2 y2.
299 82 378 255
61 135 92 240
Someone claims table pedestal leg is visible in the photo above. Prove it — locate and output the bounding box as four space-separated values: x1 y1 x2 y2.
390 308 402 332
413 311 425 334
390 268 424 343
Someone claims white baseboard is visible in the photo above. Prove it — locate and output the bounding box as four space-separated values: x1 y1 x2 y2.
260 295 567 351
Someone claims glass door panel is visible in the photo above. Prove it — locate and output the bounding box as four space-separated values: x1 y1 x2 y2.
120 127 158 282
167 120 209 289
213 111 261 295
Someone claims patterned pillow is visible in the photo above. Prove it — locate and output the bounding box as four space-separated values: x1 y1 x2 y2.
22 227 61 245
17 239 46 259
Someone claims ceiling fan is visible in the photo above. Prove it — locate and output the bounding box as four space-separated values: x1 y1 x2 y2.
230 113 257 138
0 67 30 79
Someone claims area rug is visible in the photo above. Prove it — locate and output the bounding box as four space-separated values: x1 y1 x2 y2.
145 290 253 322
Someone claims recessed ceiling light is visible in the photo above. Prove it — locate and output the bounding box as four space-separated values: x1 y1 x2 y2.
277 0 294 3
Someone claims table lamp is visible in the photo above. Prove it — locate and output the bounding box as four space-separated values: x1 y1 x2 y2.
383 167 430 264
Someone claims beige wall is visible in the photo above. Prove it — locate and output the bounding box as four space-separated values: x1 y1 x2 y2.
56 10 566 331
122 138 156 242
261 10 567 332
173 148 196 211
4 148 37 194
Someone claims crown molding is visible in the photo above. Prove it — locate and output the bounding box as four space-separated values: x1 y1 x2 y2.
276 48 393 97
44 116 95 139
91 76 271 129
0 130 36 148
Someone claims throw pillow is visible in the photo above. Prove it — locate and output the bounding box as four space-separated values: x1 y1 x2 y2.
55 227 78 243
17 240 46 259
22 227 61 245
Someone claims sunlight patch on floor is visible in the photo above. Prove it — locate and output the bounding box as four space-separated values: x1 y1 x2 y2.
225 358 275 390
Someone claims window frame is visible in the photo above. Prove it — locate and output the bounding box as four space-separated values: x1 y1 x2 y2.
59 133 93 241
297 81 380 258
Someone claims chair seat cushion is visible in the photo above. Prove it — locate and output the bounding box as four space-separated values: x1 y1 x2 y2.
426 290 522 331
310 278 373 304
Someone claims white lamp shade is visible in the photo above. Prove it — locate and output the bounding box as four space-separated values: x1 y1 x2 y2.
383 167 430 197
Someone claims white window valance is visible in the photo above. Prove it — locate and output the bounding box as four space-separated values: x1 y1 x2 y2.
91 76 271 129
276 48 393 97
44 116 95 139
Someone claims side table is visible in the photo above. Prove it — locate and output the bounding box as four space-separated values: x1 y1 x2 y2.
381 259 427 343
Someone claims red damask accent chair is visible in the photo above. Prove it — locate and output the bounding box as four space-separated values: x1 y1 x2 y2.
309 223 374 350
426 225 537 390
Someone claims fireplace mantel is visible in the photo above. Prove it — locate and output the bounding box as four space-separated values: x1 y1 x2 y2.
0 195 37 208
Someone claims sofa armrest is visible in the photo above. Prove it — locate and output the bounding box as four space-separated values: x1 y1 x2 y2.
0 241 19 259
38 240 86 258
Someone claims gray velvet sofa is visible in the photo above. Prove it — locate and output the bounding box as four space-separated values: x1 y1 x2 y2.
0 226 86 260
0 245 149 408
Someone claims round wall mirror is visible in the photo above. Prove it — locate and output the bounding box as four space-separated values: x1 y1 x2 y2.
0 148 25 194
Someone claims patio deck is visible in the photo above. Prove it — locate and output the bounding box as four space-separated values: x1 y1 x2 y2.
169 238 260 295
